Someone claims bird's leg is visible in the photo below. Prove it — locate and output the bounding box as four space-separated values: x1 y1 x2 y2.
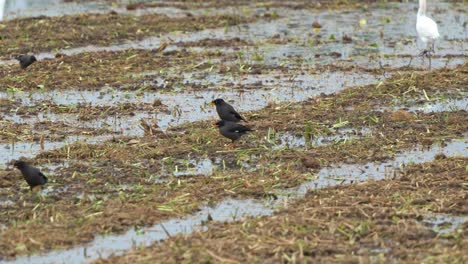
428 53 432 70
427 43 433 70
31 185 43 193
228 140 238 149
227 143 236 149
421 42 436 58
407 56 414 68
378 56 384 70
417 44 433 70
419 41 432 58
419 49 429 57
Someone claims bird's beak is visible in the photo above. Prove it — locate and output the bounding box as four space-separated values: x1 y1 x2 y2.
212 122 218 127
209 102 215 107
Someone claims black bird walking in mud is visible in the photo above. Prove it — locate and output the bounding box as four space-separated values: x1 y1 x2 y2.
215 120 253 143
210 99 246 123
13 160 48 191
16 55 37 69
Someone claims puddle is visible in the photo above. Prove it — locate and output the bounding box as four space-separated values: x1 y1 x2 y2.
0 0 113 20
372 97 468 114
272 127 372 149
291 139 467 196
159 157 215 178
421 214 467 235
1 1 462 66
6 138 466 264
40 184 70 197
2 111 157 137
0 0 250 21
0 1 466 260
5 82 464 139
0 135 113 168
7 198 273 264
172 158 214 177
1 70 381 135
2 70 379 107
0 197 14 207
0 0 182 21
161 156 260 179
402 98 468 113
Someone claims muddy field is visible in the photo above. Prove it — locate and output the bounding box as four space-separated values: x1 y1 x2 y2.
0 0 466 263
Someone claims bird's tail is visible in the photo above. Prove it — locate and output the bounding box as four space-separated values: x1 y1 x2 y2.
40 173 48 183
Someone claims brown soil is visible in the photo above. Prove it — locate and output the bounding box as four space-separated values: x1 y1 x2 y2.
0 49 232 91
0 63 466 259
96 157 467 263
14 101 168 121
0 119 115 143
0 13 257 59
0 1 466 260
124 0 404 11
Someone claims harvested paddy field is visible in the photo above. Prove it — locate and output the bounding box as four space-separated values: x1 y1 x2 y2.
96 156 468 264
0 0 466 263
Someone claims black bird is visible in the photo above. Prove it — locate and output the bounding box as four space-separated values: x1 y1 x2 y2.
13 160 48 191
215 120 253 142
16 55 37 69
210 99 246 123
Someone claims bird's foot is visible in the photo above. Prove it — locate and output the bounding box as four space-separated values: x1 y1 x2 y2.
31 185 44 193
419 49 432 58
226 142 237 150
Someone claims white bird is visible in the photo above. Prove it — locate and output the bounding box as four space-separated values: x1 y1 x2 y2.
416 0 440 68
0 0 5 21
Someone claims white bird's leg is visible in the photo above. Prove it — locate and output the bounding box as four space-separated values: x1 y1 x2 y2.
417 42 433 69
428 53 432 70
407 55 414 68
419 47 429 57
427 42 434 70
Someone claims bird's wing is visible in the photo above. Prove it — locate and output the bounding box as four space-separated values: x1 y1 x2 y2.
224 104 245 121
417 16 439 39
230 110 245 121
229 125 251 133
39 172 48 183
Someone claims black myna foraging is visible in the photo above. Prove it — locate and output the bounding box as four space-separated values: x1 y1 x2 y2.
13 160 48 191
16 55 37 69
210 98 246 123
215 120 253 143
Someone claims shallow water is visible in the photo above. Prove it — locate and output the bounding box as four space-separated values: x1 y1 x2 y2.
402 97 468 113
5 139 466 264
5 198 273 264
273 127 373 150
1 0 465 143
166 158 214 177
291 139 467 196
0 69 381 136
0 0 111 20
0 0 175 21
0 1 466 262
0 135 113 168
0 0 250 21
421 213 467 235
1 1 463 63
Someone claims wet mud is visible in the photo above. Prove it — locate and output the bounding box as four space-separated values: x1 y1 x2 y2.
0 0 466 262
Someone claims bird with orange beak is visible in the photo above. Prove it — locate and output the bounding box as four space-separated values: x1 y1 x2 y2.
210 99 246 123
